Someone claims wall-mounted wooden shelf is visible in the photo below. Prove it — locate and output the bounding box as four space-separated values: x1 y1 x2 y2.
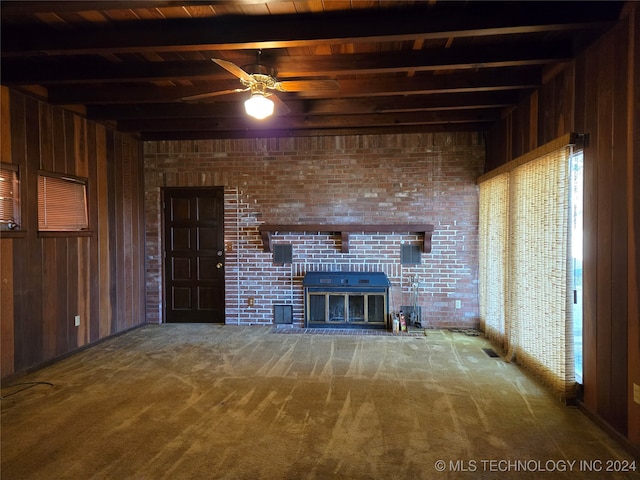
258 224 434 254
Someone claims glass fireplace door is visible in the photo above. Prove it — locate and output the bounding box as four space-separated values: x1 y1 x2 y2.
306 292 387 326
348 295 365 323
308 294 327 323
367 295 385 323
328 295 346 322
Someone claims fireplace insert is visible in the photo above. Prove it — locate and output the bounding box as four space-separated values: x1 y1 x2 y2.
303 271 390 329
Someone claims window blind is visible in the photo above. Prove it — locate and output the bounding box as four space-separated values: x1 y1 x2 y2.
478 136 575 399
0 165 18 228
508 148 573 397
38 174 88 231
478 173 509 347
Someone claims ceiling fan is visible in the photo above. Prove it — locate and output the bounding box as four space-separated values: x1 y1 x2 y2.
182 52 340 119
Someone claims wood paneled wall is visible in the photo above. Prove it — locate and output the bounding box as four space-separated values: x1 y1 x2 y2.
0 87 146 379
485 6 640 453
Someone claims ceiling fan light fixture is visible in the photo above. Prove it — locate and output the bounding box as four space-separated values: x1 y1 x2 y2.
244 92 274 120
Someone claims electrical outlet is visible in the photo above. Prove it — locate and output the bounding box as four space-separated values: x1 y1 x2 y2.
634 383 640 405
74 315 81 327
247 297 255 307
455 300 461 309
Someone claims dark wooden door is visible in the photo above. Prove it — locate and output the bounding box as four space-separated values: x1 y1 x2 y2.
164 187 225 323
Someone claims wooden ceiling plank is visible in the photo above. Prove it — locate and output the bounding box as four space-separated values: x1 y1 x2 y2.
132 8 168 20
321 1 353 12
273 45 572 76
293 1 325 14
0 2 216 15
239 3 271 15
407 38 425 77
85 91 521 120
76 10 111 23
313 44 332 55
44 68 539 104
104 9 144 21
32 12 70 28
0 45 566 85
115 109 499 132
140 122 490 141
1 3 620 57
182 5 217 18
1 1 624 139
156 6 194 18
266 2 298 15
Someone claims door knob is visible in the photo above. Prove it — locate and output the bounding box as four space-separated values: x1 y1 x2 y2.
216 262 224 269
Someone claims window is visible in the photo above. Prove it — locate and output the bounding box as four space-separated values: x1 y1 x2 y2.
0 163 20 231
478 133 579 400
37 172 88 231
570 150 584 384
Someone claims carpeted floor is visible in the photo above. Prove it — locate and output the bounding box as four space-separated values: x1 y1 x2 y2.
1 324 638 480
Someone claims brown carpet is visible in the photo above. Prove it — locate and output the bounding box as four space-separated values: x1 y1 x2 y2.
1 325 638 479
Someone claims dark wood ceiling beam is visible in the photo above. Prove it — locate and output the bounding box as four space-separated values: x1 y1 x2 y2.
115 109 500 133
140 123 491 141
48 69 540 104
0 45 570 85
0 59 230 85
273 46 572 77
287 70 541 98
1 3 618 57
0 1 218 15
86 91 522 120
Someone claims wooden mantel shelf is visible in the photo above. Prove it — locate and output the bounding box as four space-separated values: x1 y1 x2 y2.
258 224 434 254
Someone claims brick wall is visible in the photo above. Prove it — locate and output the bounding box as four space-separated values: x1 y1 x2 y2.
144 132 484 328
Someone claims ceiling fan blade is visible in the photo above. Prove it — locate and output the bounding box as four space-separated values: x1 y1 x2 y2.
276 79 339 92
212 58 255 84
270 95 291 116
182 88 248 102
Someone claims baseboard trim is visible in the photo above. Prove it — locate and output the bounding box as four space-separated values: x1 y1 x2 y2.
0 323 147 386
577 401 640 461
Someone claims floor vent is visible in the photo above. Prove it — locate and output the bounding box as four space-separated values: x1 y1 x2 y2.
482 348 500 358
274 305 293 324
